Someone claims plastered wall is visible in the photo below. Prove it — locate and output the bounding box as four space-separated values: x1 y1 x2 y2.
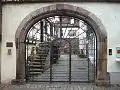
1 3 120 83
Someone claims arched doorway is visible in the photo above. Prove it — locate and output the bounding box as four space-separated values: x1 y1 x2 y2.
24 15 96 83
14 4 108 84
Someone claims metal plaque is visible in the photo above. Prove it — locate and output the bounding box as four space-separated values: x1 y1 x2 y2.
116 47 120 58
6 42 13 47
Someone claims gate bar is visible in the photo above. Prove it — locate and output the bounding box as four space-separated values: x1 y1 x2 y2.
69 41 71 83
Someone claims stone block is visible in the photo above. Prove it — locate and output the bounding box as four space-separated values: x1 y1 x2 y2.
11 79 25 85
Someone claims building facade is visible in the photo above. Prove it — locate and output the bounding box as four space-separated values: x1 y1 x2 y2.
0 0 120 85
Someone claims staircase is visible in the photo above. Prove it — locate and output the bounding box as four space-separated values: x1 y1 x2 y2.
26 42 50 81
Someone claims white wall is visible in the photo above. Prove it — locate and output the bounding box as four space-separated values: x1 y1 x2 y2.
1 3 120 83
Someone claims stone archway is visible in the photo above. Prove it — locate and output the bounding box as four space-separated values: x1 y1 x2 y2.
13 4 108 85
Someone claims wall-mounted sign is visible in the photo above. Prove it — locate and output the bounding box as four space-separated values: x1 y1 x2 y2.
7 49 12 55
116 47 120 58
6 42 13 47
109 49 112 55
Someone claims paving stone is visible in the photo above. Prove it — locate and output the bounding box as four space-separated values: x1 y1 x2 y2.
1 84 120 90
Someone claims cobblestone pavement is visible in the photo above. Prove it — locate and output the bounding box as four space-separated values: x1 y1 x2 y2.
1 83 120 90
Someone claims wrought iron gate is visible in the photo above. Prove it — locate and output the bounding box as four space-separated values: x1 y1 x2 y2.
25 15 96 83
50 39 71 82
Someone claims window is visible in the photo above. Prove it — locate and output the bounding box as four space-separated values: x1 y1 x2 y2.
68 30 76 36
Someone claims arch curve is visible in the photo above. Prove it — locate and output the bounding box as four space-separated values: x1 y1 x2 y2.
14 4 108 84
15 4 107 42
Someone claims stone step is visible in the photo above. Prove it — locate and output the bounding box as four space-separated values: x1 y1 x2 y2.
37 55 48 57
29 62 46 65
37 50 48 52
37 52 48 54
28 72 42 75
39 44 49 47
29 59 46 61
28 58 46 62
29 68 44 72
28 57 47 60
29 65 45 68
32 55 48 58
